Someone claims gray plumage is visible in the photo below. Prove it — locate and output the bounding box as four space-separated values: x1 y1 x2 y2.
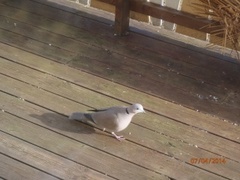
69 103 145 140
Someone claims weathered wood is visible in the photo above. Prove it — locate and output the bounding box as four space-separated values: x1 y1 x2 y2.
0 0 239 134
0 16 239 124
0 0 236 66
1 58 240 178
0 27 239 133
0 44 239 145
0 153 60 180
114 0 130 35
0 1 239 124
0 13 213 96
0 1 240 180
0 91 234 180
1 59 238 179
0 57 237 149
97 0 220 34
0 111 167 180
0 130 113 180
2 1 239 87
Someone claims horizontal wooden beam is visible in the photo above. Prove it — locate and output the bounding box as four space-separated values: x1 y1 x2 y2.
97 0 221 34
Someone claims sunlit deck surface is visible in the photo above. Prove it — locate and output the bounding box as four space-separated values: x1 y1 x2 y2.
0 0 240 179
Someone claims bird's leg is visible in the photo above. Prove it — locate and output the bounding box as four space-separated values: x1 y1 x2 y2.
111 132 125 141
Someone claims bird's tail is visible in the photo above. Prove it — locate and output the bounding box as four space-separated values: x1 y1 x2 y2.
69 112 94 124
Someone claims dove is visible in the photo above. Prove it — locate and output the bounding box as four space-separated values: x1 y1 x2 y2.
69 103 145 141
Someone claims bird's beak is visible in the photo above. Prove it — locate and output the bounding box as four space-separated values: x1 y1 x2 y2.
142 109 146 113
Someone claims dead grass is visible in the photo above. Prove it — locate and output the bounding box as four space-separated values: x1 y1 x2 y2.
193 0 240 60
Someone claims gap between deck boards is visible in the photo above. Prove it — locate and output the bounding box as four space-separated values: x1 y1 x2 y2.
0 0 240 123
0 1 240 179
0 54 239 179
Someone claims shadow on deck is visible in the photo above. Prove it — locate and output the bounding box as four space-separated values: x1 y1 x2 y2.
0 0 239 179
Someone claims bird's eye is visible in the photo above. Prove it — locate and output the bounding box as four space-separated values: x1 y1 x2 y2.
136 108 139 110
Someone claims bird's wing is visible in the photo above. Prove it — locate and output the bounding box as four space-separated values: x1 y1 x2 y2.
70 106 131 132
92 107 127 132
88 105 126 112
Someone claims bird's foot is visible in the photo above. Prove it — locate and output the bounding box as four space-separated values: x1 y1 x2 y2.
111 132 125 141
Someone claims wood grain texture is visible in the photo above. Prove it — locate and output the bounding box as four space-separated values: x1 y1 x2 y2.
1 0 239 81
0 44 239 145
114 0 130 35
0 153 60 180
0 0 239 123
0 130 113 180
0 109 167 180
97 0 220 34
0 89 230 180
0 0 240 179
0 58 239 179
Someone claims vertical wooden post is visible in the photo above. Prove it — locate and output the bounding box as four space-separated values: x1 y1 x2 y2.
114 0 130 36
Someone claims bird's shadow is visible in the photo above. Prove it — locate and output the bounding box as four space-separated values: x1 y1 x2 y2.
30 112 96 135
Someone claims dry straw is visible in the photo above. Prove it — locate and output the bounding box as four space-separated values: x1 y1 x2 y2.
194 0 240 59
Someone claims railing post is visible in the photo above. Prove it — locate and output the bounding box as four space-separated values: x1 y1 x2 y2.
114 0 130 36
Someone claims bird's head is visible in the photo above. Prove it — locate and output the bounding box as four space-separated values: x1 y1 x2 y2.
128 103 145 114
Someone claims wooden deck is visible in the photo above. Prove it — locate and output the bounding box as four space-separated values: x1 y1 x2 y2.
0 0 240 179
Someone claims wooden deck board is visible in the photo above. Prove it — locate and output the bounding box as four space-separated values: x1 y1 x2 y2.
0 50 240 179
1 66 234 179
0 0 240 179
0 45 239 144
0 153 60 180
1 112 165 180
0 131 112 180
4 0 240 85
0 28 238 135
0 0 240 122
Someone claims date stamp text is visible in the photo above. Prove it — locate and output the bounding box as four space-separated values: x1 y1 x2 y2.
190 157 226 164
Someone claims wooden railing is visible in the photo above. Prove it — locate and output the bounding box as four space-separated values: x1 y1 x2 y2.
97 0 220 36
